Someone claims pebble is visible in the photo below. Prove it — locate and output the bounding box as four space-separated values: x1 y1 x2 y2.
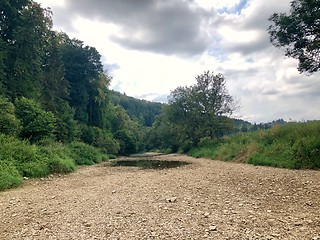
204 212 210 218
166 197 177 203
209 225 217 231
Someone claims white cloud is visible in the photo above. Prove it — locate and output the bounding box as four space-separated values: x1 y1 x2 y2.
194 0 242 10
35 0 320 123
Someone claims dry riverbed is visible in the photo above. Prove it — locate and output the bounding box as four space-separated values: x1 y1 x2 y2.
0 153 319 239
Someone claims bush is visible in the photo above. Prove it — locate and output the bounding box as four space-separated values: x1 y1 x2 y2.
0 161 23 191
67 142 105 165
47 156 76 174
80 125 120 154
0 97 21 136
188 121 320 169
15 97 56 142
18 160 49 178
0 134 39 164
37 141 76 174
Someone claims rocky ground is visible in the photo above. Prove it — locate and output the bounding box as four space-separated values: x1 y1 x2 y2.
0 153 319 240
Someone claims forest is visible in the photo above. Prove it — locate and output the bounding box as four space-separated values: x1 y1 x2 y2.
0 0 319 191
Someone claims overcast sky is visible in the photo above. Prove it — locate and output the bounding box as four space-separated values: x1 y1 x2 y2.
36 0 320 123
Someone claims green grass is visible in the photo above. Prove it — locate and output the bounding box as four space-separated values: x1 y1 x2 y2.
0 161 23 191
0 134 110 191
189 121 320 169
67 142 107 165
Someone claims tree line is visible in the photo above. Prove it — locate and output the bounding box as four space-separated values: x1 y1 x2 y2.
0 0 318 156
0 0 157 155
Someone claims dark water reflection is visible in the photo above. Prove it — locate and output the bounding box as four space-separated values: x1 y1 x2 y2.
110 160 190 169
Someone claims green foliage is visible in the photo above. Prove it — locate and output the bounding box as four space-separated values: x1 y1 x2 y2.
107 105 144 155
111 90 163 127
4 1 53 99
18 160 49 178
15 97 56 142
67 142 106 165
115 130 139 155
60 35 104 124
168 71 236 145
146 71 237 152
54 103 79 143
0 96 21 135
189 121 320 169
79 125 120 154
0 133 47 177
0 134 39 164
0 161 23 191
37 140 76 173
268 0 320 73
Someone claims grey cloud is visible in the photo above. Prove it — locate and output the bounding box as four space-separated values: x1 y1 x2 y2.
212 0 291 56
135 93 168 103
50 0 216 56
225 32 270 55
103 62 120 74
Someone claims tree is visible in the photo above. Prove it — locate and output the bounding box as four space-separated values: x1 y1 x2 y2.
15 97 56 142
4 1 53 99
0 97 21 136
41 31 69 114
268 0 320 74
167 71 237 149
60 36 103 124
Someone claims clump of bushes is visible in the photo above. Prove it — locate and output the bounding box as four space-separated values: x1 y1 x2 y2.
67 142 108 165
0 161 23 191
189 121 320 169
0 134 110 191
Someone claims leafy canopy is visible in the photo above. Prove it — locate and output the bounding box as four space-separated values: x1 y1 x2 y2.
268 0 320 74
166 71 237 148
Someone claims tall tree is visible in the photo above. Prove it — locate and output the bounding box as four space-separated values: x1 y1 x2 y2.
60 36 103 124
268 0 320 74
87 72 111 128
4 1 53 99
42 31 69 113
167 71 237 149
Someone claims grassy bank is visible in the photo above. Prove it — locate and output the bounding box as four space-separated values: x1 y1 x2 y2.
189 121 320 169
0 135 111 191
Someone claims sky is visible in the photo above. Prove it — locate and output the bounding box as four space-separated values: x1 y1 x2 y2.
35 0 320 123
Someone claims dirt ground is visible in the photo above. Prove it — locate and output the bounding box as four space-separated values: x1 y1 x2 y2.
0 153 319 240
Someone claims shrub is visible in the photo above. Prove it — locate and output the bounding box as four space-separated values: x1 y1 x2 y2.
0 97 21 136
0 134 39 164
67 142 103 165
0 161 23 191
37 141 76 174
47 156 76 174
188 121 320 170
15 97 56 142
18 161 49 178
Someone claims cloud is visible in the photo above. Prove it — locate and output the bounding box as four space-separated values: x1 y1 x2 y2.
35 0 320 123
48 0 218 56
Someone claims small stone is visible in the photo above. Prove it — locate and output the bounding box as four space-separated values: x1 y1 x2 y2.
204 212 210 218
294 221 303 226
208 225 217 231
166 197 177 203
83 222 92 227
112 190 116 194
267 219 277 226
23 177 29 180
